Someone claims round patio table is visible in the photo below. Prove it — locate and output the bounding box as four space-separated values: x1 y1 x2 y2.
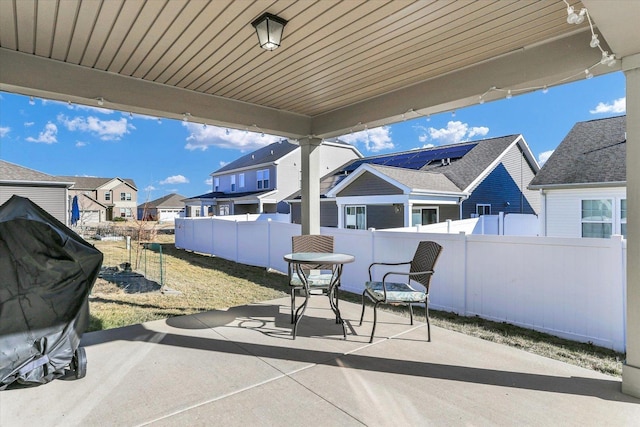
283 252 355 339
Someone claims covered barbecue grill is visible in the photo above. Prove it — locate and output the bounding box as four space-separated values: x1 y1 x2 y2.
0 195 103 389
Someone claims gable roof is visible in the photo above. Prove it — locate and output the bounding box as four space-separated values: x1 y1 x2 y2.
0 160 73 186
138 193 187 209
529 115 626 189
58 176 138 191
213 140 296 175
305 134 533 199
327 164 462 197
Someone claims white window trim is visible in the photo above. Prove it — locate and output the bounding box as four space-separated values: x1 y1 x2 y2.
239 173 245 189
580 198 614 238
345 205 366 230
411 206 439 226
476 204 491 216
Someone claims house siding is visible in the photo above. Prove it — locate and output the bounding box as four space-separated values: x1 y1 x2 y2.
0 185 67 224
367 204 403 229
543 186 626 237
500 143 540 214
439 204 460 221
337 174 402 197
290 200 338 227
462 163 537 218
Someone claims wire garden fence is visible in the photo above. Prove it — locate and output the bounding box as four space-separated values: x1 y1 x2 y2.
85 225 168 293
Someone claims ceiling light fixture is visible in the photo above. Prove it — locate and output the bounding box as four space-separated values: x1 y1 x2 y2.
589 34 600 48
251 12 288 51
97 97 104 106
183 112 191 122
585 69 593 79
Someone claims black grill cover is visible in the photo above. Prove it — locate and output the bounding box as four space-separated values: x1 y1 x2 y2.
0 195 103 388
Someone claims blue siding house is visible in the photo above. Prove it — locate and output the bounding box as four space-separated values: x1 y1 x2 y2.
289 135 540 229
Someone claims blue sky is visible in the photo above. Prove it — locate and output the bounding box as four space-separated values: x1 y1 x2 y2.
0 71 626 203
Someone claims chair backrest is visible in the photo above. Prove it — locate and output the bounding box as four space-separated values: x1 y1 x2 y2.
410 241 443 288
292 235 334 271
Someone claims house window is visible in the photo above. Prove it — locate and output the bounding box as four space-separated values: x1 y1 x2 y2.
345 206 366 230
412 207 438 226
257 169 270 189
219 204 230 216
476 204 491 216
214 177 219 192
239 173 245 189
120 192 131 201
581 199 613 238
105 192 111 201
120 208 132 218
231 175 236 192
621 199 627 238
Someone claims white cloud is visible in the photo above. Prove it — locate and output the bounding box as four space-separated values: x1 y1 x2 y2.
589 97 626 114
58 114 133 140
26 122 58 144
160 175 189 185
24 122 35 127
205 177 213 186
183 123 281 151
422 121 489 145
538 150 554 166
75 141 87 147
144 185 157 192
0 126 10 138
338 126 394 152
219 161 229 168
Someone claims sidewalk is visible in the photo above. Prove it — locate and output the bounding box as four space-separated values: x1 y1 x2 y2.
1 297 638 426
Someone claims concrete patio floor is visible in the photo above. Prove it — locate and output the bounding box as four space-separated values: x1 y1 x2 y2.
1 296 639 426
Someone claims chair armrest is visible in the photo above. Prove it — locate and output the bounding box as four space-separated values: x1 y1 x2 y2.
368 261 411 281
378 270 434 300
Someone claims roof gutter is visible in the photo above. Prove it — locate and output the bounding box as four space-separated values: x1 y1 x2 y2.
528 181 626 190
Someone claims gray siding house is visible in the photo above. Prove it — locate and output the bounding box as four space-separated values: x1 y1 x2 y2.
138 193 186 223
185 139 361 216
529 115 626 238
290 135 540 229
0 160 73 225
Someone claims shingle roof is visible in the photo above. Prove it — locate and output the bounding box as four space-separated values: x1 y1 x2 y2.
138 193 187 209
529 115 626 188
299 134 523 198
367 164 461 193
0 160 72 184
420 135 521 191
213 140 296 174
57 176 138 190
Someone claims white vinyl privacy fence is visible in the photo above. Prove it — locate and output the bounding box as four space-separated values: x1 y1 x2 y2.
175 217 627 352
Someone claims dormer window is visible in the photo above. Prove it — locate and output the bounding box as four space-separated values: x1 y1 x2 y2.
231 175 236 192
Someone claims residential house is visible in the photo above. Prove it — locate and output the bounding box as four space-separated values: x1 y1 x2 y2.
0 160 73 225
289 135 540 229
529 115 626 238
185 139 361 217
138 193 186 223
58 176 138 222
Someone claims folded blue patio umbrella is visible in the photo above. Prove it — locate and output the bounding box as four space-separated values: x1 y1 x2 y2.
71 195 80 226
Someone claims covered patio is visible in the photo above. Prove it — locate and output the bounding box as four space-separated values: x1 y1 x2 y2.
1 297 639 425
1 0 640 399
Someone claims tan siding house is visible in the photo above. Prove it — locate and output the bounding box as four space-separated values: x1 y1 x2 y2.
58 176 138 222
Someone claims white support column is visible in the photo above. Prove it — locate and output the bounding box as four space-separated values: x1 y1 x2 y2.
337 201 344 229
299 137 322 235
622 53 640 398
406 202 413 227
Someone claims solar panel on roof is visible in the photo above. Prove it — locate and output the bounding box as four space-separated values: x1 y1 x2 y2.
341 143 477 173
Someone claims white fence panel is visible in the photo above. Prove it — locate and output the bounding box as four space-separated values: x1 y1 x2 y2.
503 214 539 236
175 218 626 351
465 235 625 350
